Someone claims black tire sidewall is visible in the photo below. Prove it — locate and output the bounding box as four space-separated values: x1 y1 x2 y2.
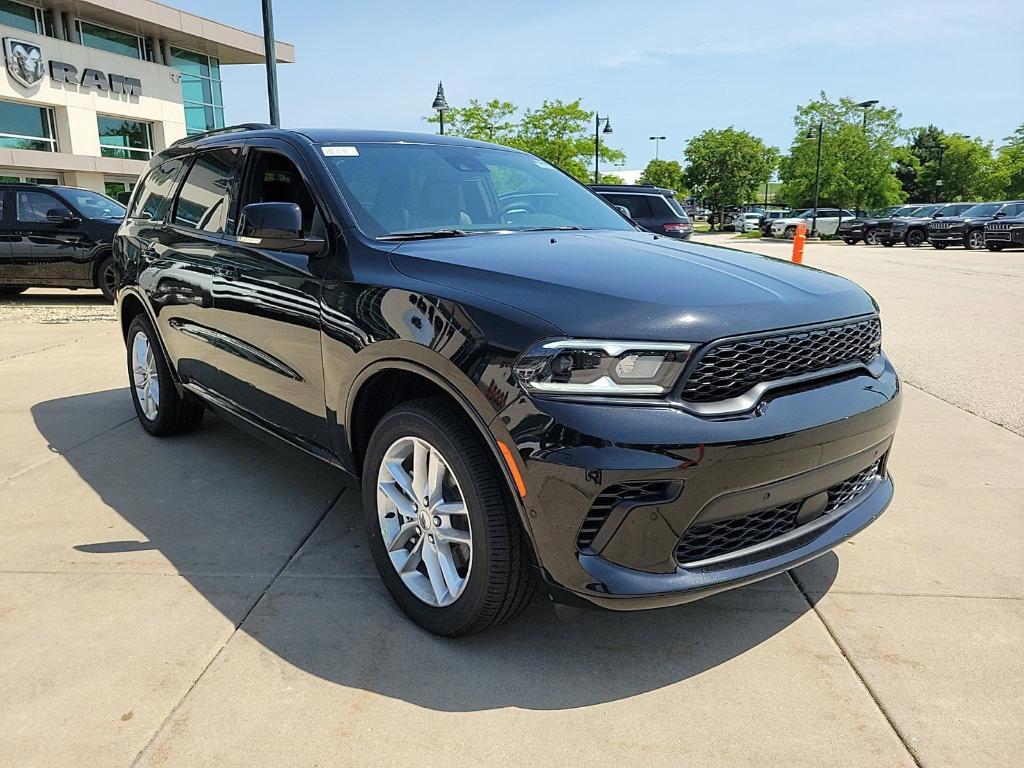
97 255 116 301
361 404 506 636
126 315 178 435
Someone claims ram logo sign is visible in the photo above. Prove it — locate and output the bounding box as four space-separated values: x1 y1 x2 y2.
3 37 143 96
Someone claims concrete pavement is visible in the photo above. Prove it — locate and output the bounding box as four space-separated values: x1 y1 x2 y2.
1 260 1022 767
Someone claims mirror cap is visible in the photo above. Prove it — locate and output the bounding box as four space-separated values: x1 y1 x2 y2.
239 202 303 239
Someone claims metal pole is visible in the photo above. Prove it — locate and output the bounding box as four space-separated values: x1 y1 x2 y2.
594 114 600 184
811 121 822 236
439 110 445 136
655 137 660 160
261 0 280 126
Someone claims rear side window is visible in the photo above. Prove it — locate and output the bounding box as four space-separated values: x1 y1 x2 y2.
173 147 240 234
130 158 186 221
646 195 677 217
603 193 651 219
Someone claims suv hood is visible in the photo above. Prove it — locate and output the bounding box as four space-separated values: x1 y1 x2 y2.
388 230 876 342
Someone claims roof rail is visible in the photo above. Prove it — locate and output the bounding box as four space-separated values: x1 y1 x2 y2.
170 123 275 147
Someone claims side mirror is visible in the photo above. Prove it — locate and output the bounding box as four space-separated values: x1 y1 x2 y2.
46 208 77 225
614 204 633 219
993 211 1006 219
238 202 325 255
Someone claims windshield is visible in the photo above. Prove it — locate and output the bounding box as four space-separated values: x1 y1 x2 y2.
318 142 633 237
61 189 125 218
910 205 940 217
894 206 921 217
961 203 1000 217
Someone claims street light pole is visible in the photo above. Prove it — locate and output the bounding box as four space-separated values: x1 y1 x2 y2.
261 0 280 126
431 82 449 135
649 135 666 160
809 120 823 236
855 100 878 215
594 113 613 184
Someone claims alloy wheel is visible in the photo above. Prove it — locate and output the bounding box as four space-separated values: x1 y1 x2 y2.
131 331 160 420
376 436 473 607
968 230 984 249
865 230 878 245
102 263 117 297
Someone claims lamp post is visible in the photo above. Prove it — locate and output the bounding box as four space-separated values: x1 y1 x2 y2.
649 135 666 160
261 0 280 126
594 114 613 184
856 99 878 131
935 134 970 202
431 82 449 135
806 120 823 236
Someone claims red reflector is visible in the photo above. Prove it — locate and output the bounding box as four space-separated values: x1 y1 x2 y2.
664 223 689 231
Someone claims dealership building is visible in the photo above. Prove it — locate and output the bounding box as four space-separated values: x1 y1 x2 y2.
0 0 293 198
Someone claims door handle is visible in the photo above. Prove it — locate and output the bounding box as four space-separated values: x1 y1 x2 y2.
213 265 239 279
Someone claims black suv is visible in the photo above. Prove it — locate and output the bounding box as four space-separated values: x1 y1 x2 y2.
983 213 1024 251
928 200 1024 250
836 206 903 245
879 202 977 247
589 184 693 239
0 183 124 299
114 126 901 636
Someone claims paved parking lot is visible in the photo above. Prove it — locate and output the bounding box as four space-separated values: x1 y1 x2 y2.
2 238 1022 767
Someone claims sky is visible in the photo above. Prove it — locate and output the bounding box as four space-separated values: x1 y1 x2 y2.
174 0 1024 170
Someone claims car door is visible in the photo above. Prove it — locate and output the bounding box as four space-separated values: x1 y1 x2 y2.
814 209 839 235
134 149 238 389
205 139 331 449
7 188 91 287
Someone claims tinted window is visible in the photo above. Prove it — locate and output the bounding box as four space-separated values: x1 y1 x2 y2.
962 203 1000 217
16 191 70 223
319 143 632 236
1003 203 1024 217
131 158 186 221
59 189 124 219
173 147 240 234
244 150 319 237
603 194 652 219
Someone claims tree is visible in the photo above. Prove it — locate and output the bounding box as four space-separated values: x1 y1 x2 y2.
991 124 1024 200
896 125 944 202
639 159 685 192
682 128 777 228
426 98 624 183
778 93 904 213
917 135 1000 202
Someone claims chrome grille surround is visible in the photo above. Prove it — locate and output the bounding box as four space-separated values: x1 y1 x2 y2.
677 316 882 407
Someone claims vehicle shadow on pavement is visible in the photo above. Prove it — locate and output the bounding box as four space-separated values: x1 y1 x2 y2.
33 389 839 712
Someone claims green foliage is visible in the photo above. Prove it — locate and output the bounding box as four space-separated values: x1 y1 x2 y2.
991 124 1024 200
682 128 777 221
426 98 624 183
777 93 905 211
638 159 685 192
918 134 1000 202
597 173 625 184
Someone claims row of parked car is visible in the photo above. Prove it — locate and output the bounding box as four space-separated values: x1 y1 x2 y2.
752 201 1024 251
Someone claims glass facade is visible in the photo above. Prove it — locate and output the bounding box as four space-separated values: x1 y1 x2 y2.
171 47 225 135
77 20 146 59
0 0 52 36
0 99 57 152
97 115 153 160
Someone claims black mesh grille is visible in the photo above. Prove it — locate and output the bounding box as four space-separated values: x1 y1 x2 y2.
679 317 881 404
675 459 883 564
577 481 674 551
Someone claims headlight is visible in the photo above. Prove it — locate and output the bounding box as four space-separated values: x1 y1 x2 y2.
513 339 693 396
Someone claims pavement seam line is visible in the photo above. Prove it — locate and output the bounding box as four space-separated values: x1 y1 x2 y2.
2 416 136 484
0 337 82 363
788 571 926 768
127 487 344 768
902 380 1023 439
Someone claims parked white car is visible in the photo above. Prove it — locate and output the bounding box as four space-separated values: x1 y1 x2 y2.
734 212 764 233
770 208 856 238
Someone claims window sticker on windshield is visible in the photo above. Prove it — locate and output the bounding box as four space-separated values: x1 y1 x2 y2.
322 146 359 157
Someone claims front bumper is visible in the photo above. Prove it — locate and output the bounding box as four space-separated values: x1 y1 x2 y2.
494 355 901 609
928 228 964 245
985 229 1024 246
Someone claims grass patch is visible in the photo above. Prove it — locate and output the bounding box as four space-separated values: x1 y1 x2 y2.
693 221 711 232
737 231 762 239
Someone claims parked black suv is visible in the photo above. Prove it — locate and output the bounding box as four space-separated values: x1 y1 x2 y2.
928 201 1024 250
836 206 904 245
879 202 977 247
0 183 124 299
590 184 693 239
983 213 1024 251
115 126 901 636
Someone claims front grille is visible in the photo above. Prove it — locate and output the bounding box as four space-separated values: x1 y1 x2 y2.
577 481 676 550
679 317 881 404
929 221 960 231
674 459 883 564
988 222 1011 232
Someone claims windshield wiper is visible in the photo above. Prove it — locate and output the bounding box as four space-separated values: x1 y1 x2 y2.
377 229 468 241
517 225 583 232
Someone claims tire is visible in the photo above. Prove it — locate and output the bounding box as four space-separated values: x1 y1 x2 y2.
986 243 1005 252
126 314 204 436
843 238 858 245
931 242 948 250
904 229 926 247
882 240 895 248
95 254 116 301
865 229 879 246
0 285 28 296
965 229 985 250
362 397 533 637
784 226 796 240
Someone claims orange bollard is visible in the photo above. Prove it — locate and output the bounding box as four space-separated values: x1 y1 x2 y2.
792 221 807 264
